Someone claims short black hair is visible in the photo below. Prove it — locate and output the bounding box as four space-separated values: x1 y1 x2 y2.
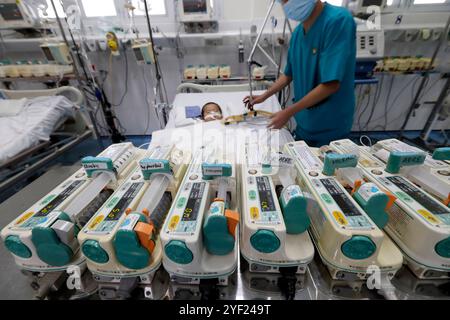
201 102 222 119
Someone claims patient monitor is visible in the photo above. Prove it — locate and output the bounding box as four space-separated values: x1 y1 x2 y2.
178 0 213 22
0 0 40 29
178 0 218 33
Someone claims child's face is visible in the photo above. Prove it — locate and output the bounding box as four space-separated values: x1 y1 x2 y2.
203 104 223 122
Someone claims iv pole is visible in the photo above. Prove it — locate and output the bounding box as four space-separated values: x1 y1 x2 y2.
247 0 278 108
50 0 125 143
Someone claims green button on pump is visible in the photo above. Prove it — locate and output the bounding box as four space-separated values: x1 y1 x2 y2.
31 227 73 266
82 240 109 264
432 147 450 161
114 228 150 270
435 237 450 258
341 236 376 260
177 197 187 209
4 235 32 259
250 230 280 253
203 215 235 255
165 240 193 264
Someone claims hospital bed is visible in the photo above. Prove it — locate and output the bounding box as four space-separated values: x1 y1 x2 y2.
166 83 283 129
155 83 296 152
0 86 93 197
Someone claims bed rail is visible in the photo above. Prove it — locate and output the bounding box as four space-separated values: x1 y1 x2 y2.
0 86 84 106
176 82 273 94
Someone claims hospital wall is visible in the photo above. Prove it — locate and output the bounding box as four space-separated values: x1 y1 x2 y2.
1 1 449 136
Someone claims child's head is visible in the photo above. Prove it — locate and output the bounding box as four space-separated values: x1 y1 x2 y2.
201 102 223 122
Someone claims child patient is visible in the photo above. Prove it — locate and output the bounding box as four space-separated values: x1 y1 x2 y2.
201 102 223 122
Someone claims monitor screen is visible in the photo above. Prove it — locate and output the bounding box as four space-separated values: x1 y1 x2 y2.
0 3 24 21
361 0 383 7
42 47 55 61
133 47 144 62
183 0 207 14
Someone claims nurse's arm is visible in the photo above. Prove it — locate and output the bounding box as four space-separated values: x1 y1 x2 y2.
284 81 340 118
244 74 292 105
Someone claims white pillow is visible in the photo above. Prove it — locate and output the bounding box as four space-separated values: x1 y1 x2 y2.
0 98 27 117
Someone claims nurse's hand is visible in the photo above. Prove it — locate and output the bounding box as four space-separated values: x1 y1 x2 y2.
268 109 292 129
243 94 267 108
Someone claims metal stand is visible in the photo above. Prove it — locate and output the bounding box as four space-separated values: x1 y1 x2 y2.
50 0 124 143
398 15 450 150
247 0 278 105
420 74 450 146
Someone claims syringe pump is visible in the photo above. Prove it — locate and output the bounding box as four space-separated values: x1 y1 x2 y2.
240 132 314 276
329 139 450 279
160 144 239 292
78 144 190 299
1 143 140 296
284 141 403 282
371 139 450 207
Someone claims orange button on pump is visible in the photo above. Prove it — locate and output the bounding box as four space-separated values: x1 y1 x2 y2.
134 222 156 254
385 191 397 210
351 180 362 195
225 210 239 238
444 193 450 207
142 208 150 217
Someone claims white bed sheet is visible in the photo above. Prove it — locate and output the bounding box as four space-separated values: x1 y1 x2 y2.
166 90 282 129
0 96 75 164
151 120 294 160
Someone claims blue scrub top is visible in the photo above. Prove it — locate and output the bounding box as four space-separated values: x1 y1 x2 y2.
284 3 356 147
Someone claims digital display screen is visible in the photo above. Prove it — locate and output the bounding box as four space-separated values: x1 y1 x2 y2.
256 176 276 212
41 47 55 61
320 179 362 217
0 3 24 21
35 181 84 217
183 0 207 14
105 183 144 221
133 47 144 62
386 176 449 216
182 182 205 221
361 0 383 6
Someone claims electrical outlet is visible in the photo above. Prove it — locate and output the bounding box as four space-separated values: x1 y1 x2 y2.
432 28 443 41
420 29 431 41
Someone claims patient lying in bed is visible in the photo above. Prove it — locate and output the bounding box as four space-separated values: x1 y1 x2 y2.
201 102 223 122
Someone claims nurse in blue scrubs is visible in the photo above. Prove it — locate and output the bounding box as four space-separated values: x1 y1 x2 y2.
244 0 356 147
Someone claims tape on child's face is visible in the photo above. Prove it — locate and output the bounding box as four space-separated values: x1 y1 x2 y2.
204 111 222 121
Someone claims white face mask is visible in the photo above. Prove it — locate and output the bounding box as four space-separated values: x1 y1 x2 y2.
204 111 222 121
